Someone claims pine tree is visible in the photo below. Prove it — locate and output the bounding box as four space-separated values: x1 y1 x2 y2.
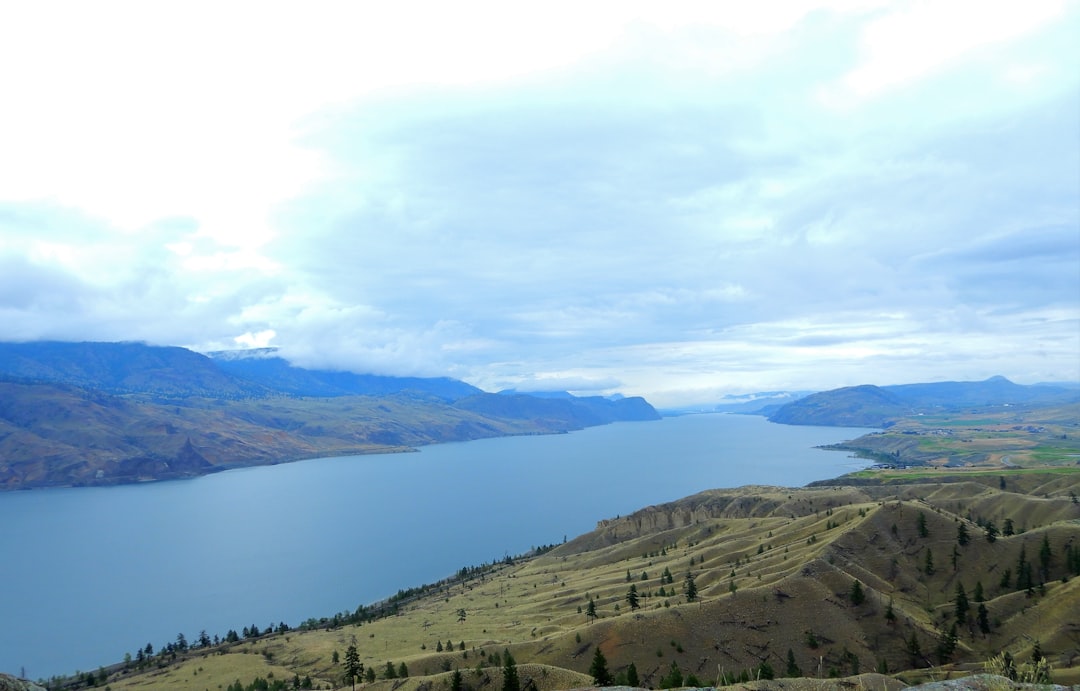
917 511 929 538
501 649 520 691
954 582 969 622
626 584 640 611
1039 533 1052 582
849 579 865 606
885 597 896 624
957 522 970 546
684 572 698 602
343 645 362 691
924 548 935 575
586 598 597 623
977 603 991 634
625 662 639 687
451 669 463 691
589 647 612 686
785 648 800 677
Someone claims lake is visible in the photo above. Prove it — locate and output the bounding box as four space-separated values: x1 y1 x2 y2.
0 413 871 680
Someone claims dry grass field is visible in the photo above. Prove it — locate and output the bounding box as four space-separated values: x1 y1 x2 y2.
84 467 1080 691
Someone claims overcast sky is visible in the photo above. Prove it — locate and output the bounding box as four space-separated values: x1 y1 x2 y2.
1 1 1077 407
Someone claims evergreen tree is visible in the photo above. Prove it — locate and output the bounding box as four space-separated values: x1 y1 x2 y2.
917 511 929 538
885 597 896 624
935 624 958 665
384 661 397 679
586 598 597 623
684 572 698 602
785 648 800 677
626 584 640 611
589 647 612 686
451 670 463 691
977 603 991 634
398 662 409 678
924 548 935 575
957 522 970 546
849 579 865 606
659 661 683 689
501 649 520 691
1039 533 1052 582
907 632 923 668
973 581 985 602
625 662 639 687
343 645 362 691
1003 518 1015 536
985 521 998 543
954 582 969 622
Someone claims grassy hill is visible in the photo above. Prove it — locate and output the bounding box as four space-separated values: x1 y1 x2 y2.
50 469 1080 691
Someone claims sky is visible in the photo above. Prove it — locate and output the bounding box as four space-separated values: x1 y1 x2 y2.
0 1 1078 407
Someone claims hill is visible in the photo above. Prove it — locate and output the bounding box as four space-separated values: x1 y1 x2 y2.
0 341 659 490
50 469 1080 691
768 377 1080 428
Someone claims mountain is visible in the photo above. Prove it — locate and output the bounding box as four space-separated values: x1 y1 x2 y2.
0 341 659 490
660 390 814 416
769 377 1080 427
0 341 265 398
209 349 483 400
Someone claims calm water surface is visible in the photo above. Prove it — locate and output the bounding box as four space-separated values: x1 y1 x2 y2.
0 414 870 679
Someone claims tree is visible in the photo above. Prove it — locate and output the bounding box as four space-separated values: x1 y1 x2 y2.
659 661 683 689
849 579 865 606
977 602 991 634
586 598 597 623
589 647 612 686
343 645 362 691
785 648 801 677
451 669 463 691
1003 518 1015 536
398 662 409 678
684 572 698 602
626 584 640 611
885 596 896 624
957 522 970 546
924 548 935 575
907 632 923 668
985 521 998 543
625 662 639 687
501 649 520 691
917 511 929 538
954 582 969 622
1039 533 1052 582
935 624 958 665
384 661 397 679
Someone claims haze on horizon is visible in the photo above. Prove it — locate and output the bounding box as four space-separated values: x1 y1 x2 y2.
1 1 1077 408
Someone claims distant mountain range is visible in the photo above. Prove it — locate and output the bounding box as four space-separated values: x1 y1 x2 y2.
660 390 814 416
0 341 659 490
768 375 1080 427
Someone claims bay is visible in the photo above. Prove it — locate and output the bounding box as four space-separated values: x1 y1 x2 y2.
0 414 871 680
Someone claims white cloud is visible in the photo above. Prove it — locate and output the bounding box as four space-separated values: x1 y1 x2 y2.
0 1 1076 405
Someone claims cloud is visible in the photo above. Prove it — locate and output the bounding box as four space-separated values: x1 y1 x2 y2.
0 3 1076 404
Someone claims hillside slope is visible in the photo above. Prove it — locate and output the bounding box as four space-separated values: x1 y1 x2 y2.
770 377 1080 428
0 342 659 490
80 471 1080 691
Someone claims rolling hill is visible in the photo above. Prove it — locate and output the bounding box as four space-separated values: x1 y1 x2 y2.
48 469 1080 690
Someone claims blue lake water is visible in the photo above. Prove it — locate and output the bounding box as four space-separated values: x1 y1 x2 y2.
0 414 871 679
